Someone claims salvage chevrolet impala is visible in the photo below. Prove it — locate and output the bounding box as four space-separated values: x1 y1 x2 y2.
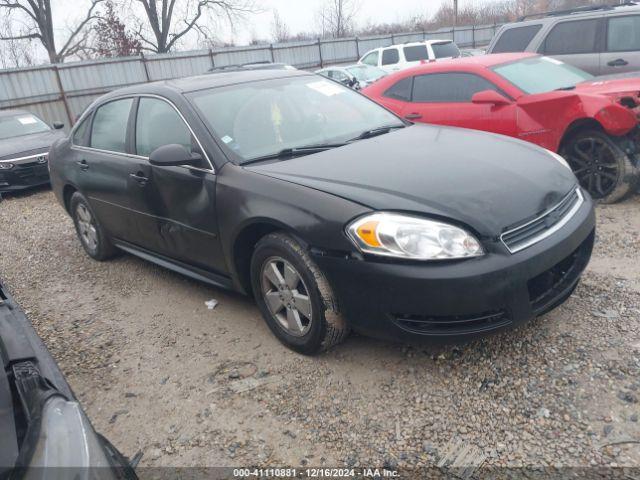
48 68 595 354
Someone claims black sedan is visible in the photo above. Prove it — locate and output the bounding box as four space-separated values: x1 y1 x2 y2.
0 279 138 476
0 109 65 193
49 68 595 354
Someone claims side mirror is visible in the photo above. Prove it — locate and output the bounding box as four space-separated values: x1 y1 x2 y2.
471 90 511 106
149 144 202 167
53 122 65 130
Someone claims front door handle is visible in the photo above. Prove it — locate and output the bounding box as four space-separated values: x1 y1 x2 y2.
607 58 629 67
405 113 423 120
129 172 149 186
76 159 89 171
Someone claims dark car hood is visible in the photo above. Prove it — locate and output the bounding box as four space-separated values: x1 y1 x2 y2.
0 130 65 161
246 124 577 235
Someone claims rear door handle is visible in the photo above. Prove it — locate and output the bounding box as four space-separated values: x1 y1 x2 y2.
129 172 149 186
608 58 629 67
76 159 89 171
405 113 423 120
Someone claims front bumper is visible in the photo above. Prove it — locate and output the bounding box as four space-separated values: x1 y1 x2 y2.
312 193 595 343
0 160 50 192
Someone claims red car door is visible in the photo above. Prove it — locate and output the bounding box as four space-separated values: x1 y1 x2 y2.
401 72 518 138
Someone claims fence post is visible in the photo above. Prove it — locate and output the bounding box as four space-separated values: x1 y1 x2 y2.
390 33 395 44
140 53 151 81
318 38 323 68
269 44 275 62
208 48 215 69
52 65 73 125
472 25 476 48
355 37 360 59
422 30 426 41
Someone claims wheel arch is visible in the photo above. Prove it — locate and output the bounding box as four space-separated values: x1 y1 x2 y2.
558 118 604 152
230 219 310 296
62 184 79 214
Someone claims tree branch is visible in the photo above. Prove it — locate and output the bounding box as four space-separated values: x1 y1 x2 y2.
58 0 105 57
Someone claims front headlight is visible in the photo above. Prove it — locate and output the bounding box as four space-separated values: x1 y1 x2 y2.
346 212 484 260
549 150 572 171
0 162 14 170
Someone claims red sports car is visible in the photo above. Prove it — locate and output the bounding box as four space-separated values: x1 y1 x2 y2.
362 53 640 203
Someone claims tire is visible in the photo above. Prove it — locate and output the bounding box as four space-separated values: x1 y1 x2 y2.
560 129 639 204
70 192 118 261
250 232 349 355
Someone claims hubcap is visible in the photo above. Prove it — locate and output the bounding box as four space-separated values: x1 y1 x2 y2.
76 204 98 251
564 137 620 199
260 257 312 337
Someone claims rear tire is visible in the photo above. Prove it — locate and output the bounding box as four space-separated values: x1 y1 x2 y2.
70 192 117 261
561 129 639 204
250 232 349 355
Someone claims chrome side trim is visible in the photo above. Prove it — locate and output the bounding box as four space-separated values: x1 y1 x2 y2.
501 188 584 254
0 153 48 164
70 93 215 174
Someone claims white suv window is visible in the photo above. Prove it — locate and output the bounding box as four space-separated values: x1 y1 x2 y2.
361 51 379 66
381 48 400 66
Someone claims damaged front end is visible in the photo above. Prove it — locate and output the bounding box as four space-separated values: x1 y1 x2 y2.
0 281 139 479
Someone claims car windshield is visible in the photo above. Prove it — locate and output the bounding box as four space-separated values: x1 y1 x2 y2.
0 113 50 141
346 65 386 81
493 56 593 94
432 42 460 59
188 76 404 163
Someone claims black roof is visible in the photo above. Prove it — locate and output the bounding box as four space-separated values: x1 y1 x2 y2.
103 69 312 100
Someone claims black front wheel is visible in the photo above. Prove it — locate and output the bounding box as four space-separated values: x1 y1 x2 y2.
561 130 639 204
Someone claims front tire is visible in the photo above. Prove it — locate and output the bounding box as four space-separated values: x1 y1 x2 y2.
250 233 349 355
70 192 117 261
561 129 639 204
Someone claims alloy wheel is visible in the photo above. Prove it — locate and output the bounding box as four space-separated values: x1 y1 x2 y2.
565 136 620 199
260 256 313 337
76 204 98 251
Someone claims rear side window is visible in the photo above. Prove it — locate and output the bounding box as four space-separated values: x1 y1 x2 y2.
361 51 379 66
136 98 192 157
542 19 599 55
90 99 133 153
383 77 413 101
492 25 542 53
432 42 460 59
413 73 498 103
607 16 640 52
381 48 400 66
403 45 430 62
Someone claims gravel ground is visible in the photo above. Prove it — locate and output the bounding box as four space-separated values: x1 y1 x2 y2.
0 187 639 473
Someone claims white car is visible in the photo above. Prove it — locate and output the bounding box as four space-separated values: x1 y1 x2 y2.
358 40 461 73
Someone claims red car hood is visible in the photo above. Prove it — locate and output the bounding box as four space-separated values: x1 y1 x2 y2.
575 72 640 98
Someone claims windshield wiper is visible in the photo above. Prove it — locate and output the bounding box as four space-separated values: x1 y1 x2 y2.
555 85 576 91
242 143 347 165
347 124 405 142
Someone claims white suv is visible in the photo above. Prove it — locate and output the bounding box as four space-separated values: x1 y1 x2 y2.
358 40 461 73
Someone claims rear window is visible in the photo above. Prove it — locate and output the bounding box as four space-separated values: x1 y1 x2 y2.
491 25 542 53
607 15 640 52
381 48 400 66
431 42 460 59
383 77 413 101
403 45 430 62
542 19 599 55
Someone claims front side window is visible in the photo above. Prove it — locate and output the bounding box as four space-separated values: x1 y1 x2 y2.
90 99 133 153
403 45 430 62
361 51 379 66
492 25 542 53
135 98 191 157
72 115 91 146
412 73 498 103
493 56 593 94
542 19 599 55
607 16 640 52
431 41 460 59
381 48 400 66
188 77 403 163
383 77 413 101
0 113 50 141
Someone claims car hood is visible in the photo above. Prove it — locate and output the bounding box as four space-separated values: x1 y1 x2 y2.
576 74 640 97
246 124 577 235
0 130 65 161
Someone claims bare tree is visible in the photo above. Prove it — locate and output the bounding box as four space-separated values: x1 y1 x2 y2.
317 0 359 39
131 0 255 53
0 16 36 68
0 0 104 63
271 9 289 43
